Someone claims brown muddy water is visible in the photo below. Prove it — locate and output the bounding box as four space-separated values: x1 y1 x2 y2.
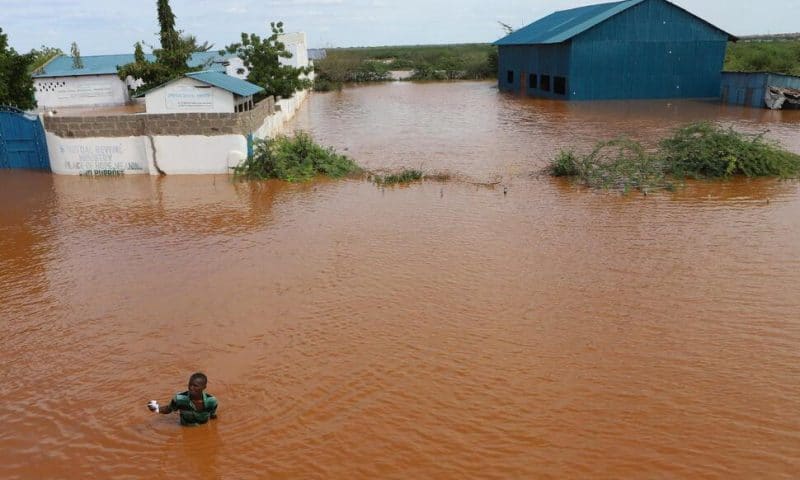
2 81 800 479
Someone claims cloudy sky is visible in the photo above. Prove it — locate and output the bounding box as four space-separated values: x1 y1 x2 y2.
2 0 799 55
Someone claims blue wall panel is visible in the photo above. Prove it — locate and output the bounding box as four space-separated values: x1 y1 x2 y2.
498 44 572 99
720 72 800 108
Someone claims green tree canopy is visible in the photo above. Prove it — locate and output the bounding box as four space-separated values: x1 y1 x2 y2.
226 22 312 99
0 28 36 110
29 45 63 74
117 0 201 94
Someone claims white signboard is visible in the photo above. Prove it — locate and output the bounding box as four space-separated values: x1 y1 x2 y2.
165 86 213 111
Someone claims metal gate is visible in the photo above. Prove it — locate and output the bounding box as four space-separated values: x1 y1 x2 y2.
0 106 50 170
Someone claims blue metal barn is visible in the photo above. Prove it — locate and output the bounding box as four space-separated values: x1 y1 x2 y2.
495 0 736 100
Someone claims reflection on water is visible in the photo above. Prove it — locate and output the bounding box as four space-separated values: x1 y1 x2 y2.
2 82 800 479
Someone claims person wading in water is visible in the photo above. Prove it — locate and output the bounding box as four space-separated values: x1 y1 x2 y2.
147 372 218 426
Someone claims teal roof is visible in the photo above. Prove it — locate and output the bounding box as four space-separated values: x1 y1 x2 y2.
494 0 736 46
33 51 235 78
185 71 263 96
32 54 153 77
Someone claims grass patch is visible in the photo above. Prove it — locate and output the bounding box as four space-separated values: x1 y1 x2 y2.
233 131 361 182
725 39 800 76
549 122 800 193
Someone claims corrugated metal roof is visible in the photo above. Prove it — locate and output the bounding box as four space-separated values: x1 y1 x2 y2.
33 51 236 78
32 54 153 77
494 0 735 46
185 71 264 96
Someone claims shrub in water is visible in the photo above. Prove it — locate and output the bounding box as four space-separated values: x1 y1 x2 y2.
372 169 424 185
549 150 581 177
233 131 361 182
548 122 800 193
549 139 670 193
660 122 800 179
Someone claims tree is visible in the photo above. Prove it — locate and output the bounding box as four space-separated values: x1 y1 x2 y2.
71 42 84 69
157 0 179 52
155 0 190 71
181 34 214 53
117 41 171 94
117 0 200 94
226 22 312 99
0 28 36 109
28 45 63 73
134 41 146 63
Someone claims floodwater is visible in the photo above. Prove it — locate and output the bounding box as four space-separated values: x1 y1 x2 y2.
2 81 800 479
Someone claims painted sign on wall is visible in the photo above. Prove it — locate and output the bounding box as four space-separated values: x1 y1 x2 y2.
47 136 149 175
34 76 128 108
165 86 214 111
56 82 114 101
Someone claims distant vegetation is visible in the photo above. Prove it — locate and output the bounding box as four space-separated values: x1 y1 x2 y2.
233 131 361 182
724 39 800 76
313 44 497 91
549 123 800 194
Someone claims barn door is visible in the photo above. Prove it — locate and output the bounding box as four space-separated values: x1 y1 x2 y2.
0 106 50 170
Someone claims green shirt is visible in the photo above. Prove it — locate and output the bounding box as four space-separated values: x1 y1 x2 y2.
169 391 218 425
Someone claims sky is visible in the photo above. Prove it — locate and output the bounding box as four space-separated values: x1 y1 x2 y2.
2 0 799 55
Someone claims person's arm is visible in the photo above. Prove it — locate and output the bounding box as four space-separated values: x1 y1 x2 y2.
208 398 218 419
147 398 177 414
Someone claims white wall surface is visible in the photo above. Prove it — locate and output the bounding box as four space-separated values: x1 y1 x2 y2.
254 89 310 140
35 75 130 109
150 135 247 174
278 32 309 69
46 132 247 175
145 77 235 113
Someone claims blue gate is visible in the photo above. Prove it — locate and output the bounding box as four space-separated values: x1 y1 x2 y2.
0 106 50 170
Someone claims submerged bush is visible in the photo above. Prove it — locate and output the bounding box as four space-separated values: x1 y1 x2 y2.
372 169 424 185
549 139 671 193
233 131 361 182
660 122 800 179
312 78 342 92
548 122 800 193
549 150 581 177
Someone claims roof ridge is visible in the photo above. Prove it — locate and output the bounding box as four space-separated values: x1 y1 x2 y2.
494 0 735 46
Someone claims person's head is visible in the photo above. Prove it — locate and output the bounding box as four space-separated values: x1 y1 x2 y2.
187 372 208 398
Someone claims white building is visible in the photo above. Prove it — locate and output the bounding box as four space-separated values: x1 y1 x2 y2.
32 52 245 110
144 71 264 114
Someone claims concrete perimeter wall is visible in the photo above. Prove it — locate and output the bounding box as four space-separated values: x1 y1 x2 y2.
44 96 275 138
43 93 309 175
